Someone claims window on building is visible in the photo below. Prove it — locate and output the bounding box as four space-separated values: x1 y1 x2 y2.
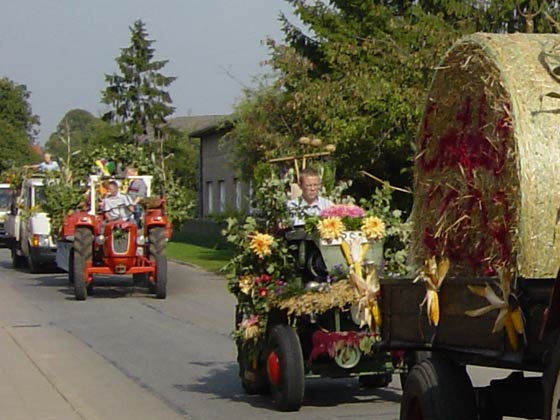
206 181 213 214
234 178 241 210
218 180 225 212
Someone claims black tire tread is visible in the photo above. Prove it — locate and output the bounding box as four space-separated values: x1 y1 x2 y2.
268 324 305 412
400 356 476 420
73 227 93 301
149 227 167 299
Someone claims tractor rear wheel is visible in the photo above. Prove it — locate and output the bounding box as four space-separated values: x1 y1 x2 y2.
73 227 93 301
148 227 167 299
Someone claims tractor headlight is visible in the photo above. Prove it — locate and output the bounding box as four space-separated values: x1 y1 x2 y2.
95 235 105 245
136 235 146 246
32 234 50 247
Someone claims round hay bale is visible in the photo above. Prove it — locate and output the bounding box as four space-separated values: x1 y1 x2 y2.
412 33 560 279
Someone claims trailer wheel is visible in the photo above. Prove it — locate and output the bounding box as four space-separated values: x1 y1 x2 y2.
400 351 432 389
543 337 560 420
73 227 93 301
359 373 392 388
148 227 167 299
266 324 304 412
400 356 477 420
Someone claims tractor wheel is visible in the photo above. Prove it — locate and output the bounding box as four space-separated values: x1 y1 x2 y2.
238 342 269 395
266 324 305 412
73 227 93 301
359 373 392 388
148 227 167 299
235 306 268 395
400 356 477 420
12 245 25 268
68 249 74 285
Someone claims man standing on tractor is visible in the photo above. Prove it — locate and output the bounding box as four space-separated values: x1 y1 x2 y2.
287 167 333 226
103 181 134 221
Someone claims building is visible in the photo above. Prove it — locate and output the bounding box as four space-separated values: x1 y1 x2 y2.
168 115 251 218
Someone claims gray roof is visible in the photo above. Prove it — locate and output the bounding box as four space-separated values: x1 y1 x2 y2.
167 115 233 137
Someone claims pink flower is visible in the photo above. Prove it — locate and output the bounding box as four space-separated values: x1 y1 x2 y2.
320 204 365 218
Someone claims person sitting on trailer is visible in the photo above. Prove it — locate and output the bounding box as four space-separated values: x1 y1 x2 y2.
102 180 134 221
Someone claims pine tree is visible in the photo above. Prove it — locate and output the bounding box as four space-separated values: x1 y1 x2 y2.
101 20 176 145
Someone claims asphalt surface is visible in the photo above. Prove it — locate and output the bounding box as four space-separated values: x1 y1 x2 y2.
0 250 528 419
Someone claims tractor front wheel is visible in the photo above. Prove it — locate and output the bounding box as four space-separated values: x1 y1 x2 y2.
266 324 305 412
148 227 167 299
73 227 93 301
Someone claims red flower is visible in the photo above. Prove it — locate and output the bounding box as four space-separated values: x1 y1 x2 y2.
258 288 268 297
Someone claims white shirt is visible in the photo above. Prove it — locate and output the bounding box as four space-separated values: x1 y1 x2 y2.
287 196 333 226
38 161 60 172
103 193 132 221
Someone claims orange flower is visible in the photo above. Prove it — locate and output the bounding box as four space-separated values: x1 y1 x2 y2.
317 217 344 240
361 216 386 240
249 232 274 258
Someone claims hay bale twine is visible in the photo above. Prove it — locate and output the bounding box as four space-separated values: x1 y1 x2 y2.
412 33 560 279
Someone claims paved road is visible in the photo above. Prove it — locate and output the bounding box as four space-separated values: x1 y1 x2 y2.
0 249 527 419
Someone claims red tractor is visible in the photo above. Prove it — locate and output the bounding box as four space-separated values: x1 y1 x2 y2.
57 175 171 301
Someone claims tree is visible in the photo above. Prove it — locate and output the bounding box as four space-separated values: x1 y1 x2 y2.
0 77 40 172
101 19 176 145
45 109 121 161
230 0 560 206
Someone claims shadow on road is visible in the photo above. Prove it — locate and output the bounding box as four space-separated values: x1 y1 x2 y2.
23 271 153 301
179 360 402 411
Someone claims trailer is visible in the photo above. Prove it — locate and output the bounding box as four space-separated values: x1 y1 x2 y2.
378 33 560 420
5 175 56 272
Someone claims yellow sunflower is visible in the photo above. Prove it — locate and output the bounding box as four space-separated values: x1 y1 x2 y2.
249 232 274 258
318 217 345 240
361 216 386 240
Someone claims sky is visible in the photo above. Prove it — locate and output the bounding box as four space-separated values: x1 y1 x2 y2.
0 0 294 145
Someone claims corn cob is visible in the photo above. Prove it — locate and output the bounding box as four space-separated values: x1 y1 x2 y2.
340 241 353 266
428 290 440 326
510 308 524 334
504 315 519 351
370 302 382 327
361 243 369 262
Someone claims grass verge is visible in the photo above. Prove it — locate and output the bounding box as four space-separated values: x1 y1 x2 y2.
167 241 234 274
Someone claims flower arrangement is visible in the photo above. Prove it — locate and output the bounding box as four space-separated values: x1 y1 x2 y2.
306 203 386 241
